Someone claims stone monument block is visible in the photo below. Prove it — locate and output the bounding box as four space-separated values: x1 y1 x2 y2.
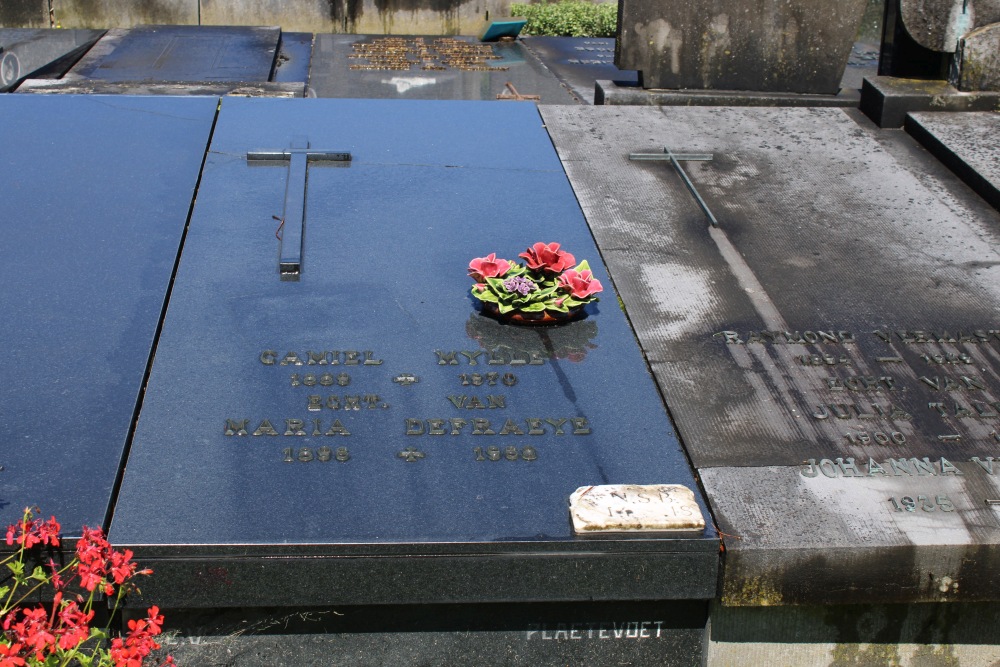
0 0 47 28
955 23 1000 90
615 0 869 93
51 0 198 31
880 0 1000 85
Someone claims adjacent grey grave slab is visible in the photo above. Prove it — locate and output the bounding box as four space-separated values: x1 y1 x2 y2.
308 34 576 103
540 104 1000 606
0 28 104 92
0 94 218 534
67 25 280 83
905 111 1000 211
109 99 717 628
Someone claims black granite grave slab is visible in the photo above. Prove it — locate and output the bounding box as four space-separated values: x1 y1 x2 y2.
308 34 577 103
0 94 218 535
540 104 1000 605
0 28 104 92
905 111 1000 212
273 32 313 84
520 37 637 104
69 25 280 83
109 99 717 610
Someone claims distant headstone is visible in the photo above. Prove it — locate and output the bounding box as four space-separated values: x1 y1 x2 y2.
109 100 717 636
0 29 104 91
541 103 1000 606
955 23 1000 90
880 0 1000 88
0 95 217 534
615 0 869 93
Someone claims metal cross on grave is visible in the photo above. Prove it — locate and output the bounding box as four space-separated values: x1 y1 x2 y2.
629 147 717 227
247 137 352 281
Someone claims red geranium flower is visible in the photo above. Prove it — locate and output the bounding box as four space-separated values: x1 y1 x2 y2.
5 513 59 549
0 642 26 667
557 269 603 299
519 242 575 274
468 253 512 282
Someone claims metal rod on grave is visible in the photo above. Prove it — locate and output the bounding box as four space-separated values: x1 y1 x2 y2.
628 147 718 227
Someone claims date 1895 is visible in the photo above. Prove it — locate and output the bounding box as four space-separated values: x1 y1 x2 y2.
888 495 954 512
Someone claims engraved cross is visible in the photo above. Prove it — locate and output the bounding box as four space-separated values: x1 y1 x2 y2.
393 373 420 387
248 137 351 281
398 447 426 463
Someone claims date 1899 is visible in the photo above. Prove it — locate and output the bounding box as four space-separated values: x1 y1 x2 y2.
283 446 350 463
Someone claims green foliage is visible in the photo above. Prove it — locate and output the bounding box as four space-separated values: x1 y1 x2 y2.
509 1 617 37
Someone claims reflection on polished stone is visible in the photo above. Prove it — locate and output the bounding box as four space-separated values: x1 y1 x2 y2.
465 311 598 363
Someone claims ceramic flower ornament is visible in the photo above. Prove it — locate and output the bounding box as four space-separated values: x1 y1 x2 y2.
469 243 603 324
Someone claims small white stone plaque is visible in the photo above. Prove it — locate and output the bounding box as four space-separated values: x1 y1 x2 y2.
569 484 705 534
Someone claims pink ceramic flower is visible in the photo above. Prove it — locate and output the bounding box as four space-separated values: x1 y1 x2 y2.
519 243 576 274
468 253 513 282
557 269 603 299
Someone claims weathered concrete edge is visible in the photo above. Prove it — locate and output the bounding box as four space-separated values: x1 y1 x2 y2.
595 80 859 107
14 79 306 96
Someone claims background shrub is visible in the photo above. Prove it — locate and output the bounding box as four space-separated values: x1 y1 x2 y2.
510 1 618 38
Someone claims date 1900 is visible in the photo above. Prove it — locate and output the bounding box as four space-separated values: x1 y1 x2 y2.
888 495 954 512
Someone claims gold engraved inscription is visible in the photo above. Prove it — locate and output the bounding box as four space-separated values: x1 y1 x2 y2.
405 417 590 436
260 350 383 366
225 418 351 437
